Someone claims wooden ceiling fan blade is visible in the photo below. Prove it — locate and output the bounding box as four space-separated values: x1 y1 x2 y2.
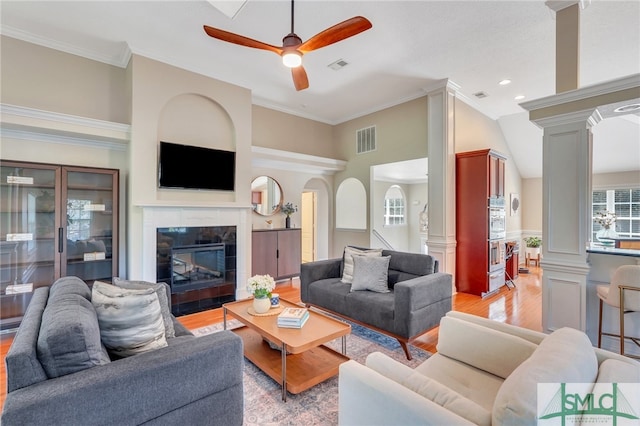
203 25 283 55
292 66 309 91
299 16 372 53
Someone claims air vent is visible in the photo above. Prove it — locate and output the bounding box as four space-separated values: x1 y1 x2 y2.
356 126 376 154
473 91 489 99
328 59 349 71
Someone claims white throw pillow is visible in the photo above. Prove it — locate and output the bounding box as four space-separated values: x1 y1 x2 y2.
350 255 391 293
113 278 175 338
341 246 382 284
92 281 168 357
492 327 598 425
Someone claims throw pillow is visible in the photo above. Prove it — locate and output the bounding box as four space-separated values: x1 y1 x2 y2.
350 255 391 293
37 293 111 378
92 281 168 357
341 246 383 284
113 278 175 338
492 327 598 425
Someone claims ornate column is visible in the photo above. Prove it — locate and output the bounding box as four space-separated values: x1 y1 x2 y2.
426 80 458 278
532 109 600 333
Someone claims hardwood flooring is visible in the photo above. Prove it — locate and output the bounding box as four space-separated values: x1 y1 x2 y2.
0 266 542 411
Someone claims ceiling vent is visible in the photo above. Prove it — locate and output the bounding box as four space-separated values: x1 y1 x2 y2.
473 91 489 99
356 126 376 154
328 59 349 71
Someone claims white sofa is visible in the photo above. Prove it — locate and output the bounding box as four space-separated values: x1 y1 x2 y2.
339 311 640 426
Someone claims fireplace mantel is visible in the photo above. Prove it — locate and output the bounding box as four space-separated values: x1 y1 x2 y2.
140 205 252 301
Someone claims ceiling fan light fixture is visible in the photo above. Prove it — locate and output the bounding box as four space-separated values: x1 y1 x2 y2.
282 51 302 68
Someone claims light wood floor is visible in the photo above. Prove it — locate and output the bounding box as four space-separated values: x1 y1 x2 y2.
0 266 542 411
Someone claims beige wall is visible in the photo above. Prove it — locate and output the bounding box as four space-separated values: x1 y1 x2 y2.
252 106 335 158
0 36 129 124
331 97 428 255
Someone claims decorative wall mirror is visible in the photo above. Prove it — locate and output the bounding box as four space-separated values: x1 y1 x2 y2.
251 176 283 216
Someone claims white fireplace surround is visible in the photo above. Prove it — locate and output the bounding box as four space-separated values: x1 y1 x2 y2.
140 205 252 300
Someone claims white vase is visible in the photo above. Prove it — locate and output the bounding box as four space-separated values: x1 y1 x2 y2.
253 296 271 314
596 227 618 244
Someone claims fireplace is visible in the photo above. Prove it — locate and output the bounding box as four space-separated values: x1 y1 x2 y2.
157 226 236 316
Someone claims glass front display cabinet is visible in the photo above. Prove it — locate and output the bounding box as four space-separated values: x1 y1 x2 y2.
0 160 118 332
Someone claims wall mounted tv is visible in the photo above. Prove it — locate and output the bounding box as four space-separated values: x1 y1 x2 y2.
158 141 235 191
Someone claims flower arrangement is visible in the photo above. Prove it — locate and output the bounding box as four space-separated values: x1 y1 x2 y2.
594 210 616 229
247 274 275 299
281 202 298 217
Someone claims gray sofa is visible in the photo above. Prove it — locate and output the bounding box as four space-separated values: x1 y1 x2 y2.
1 277 244 426
301 249 452 359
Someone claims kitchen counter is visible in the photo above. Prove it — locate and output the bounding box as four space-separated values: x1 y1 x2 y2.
587 243 640 258
586 244 640 357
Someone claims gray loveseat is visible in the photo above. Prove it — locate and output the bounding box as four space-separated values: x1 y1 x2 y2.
301 248 452 359
1 277 244 426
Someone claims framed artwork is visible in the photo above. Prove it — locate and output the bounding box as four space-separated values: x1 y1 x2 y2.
510 193 520 216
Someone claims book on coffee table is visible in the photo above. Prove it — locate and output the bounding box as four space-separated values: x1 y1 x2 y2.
278 307 310 328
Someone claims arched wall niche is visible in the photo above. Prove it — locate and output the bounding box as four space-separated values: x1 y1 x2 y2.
336 177 367 230
157 93 235 151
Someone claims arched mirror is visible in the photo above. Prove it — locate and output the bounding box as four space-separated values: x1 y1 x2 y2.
251 176 283 216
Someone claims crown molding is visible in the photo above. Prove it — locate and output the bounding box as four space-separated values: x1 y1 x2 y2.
520 74 640 112
0 125 128 151
251 146 346 175
0 104 130 150
1 25 131 68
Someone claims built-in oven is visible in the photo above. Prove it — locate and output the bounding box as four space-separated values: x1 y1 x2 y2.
488 197 506 240
488 239 506 293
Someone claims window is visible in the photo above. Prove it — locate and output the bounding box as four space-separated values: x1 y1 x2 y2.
592 188 640 241
66 199 92 241
384 185 405 226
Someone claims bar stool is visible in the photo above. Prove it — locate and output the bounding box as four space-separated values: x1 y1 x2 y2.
597 265 640 359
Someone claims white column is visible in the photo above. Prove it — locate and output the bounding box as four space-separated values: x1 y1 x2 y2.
533 109 601 333
426 80 457 278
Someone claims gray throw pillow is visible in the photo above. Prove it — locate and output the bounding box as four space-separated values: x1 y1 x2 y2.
350 255 391 293
37 293 111 378
113 278 176 338
341 246 383 284
92 281 168 357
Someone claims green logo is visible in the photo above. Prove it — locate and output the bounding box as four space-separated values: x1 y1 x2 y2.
538 383 640 425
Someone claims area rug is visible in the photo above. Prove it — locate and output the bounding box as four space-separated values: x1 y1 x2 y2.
192 319 431 426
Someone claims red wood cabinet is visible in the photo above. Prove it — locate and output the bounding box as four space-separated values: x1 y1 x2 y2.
455 149 506 296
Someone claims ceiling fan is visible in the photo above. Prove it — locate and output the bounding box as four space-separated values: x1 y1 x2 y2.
203 0 372 91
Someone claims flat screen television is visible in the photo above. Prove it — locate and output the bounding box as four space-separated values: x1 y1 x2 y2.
158 141 235 191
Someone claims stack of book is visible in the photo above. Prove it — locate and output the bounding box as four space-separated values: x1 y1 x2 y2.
277 307 310 329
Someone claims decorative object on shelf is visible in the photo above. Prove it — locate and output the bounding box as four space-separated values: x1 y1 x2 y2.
594 210 619 244
247 274 276 314
281 202 298 228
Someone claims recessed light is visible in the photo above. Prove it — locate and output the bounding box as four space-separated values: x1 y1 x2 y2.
614 103 640 113
514 95 525 100
499 79 512 86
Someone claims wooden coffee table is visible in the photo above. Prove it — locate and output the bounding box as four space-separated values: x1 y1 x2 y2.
223 298 350 401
